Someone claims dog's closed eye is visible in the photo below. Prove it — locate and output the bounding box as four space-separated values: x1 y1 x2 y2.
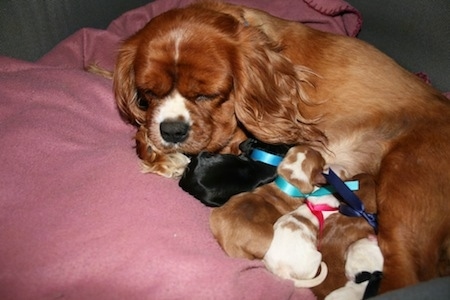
196 94 211 101
137 98 149 110
136 89 158 110
193 94 219 102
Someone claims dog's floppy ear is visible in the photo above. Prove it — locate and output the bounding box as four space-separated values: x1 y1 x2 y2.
231 23 326 147
113 38 146 126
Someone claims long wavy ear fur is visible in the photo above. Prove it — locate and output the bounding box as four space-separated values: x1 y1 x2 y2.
233 26 326 146
113 41 146 126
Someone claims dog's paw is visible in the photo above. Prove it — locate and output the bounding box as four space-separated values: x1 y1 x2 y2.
140 152 190 178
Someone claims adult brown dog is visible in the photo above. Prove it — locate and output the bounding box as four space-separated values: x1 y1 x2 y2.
113 1 450 293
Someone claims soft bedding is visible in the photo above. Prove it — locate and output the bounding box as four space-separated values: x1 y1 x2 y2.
0 0 443 299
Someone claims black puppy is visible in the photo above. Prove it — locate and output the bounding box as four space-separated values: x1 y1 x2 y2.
179 139 290 207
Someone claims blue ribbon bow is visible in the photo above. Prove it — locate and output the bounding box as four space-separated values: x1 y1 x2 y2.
323 169 378 233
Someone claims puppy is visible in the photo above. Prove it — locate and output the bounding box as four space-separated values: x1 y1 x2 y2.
262 159 381 294
179 139 290 207
326 236 384 300
114 1 450 292
210 145 327 270
311 173 380 299
212 145 381 296
263 192 339 288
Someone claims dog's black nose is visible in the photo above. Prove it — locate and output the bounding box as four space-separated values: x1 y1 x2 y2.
160 121 189 143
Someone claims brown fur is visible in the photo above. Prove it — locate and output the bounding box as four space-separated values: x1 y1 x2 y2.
210 188 296 259
113 1 450 293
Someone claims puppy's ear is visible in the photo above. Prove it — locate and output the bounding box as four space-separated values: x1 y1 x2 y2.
113 40 146 125
232 27 326 147
313 172 327 186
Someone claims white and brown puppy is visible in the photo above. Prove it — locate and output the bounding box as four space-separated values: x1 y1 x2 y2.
211 145 334 287
210 145 325 261
326 236 384 300
263 191 339 288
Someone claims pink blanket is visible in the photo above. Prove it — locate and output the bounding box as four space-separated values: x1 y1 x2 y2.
0 1 362 299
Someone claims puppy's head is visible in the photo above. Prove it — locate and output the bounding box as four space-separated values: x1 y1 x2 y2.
277 145 326 194
179 151 277 207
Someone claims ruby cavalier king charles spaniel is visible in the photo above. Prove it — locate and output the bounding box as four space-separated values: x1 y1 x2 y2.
112 0 450 295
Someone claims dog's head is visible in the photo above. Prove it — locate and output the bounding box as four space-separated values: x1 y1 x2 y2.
277 145 326 194
113 1 319 175
114 3 247 158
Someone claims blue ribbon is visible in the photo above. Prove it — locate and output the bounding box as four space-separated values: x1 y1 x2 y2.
250 148 284 166
323 169 378 233
274 175 359 198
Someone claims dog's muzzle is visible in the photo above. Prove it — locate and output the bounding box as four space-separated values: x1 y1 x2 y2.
160 120 189 143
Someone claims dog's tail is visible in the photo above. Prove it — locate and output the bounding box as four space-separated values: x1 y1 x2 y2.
292 262 328 288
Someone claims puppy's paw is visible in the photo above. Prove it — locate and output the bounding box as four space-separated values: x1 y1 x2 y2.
345 236 383 281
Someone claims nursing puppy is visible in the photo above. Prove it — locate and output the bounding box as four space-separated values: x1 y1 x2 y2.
210 145 325 258
311 174 381 299
211 145 329 287
212 144 382 296
179 139 290 206
326 236 384 300
262 167 382 296
263 190 339 288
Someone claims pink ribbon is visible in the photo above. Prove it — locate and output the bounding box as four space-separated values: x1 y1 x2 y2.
305 200 338 249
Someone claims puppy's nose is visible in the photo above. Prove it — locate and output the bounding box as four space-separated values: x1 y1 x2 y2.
160 121 189 143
